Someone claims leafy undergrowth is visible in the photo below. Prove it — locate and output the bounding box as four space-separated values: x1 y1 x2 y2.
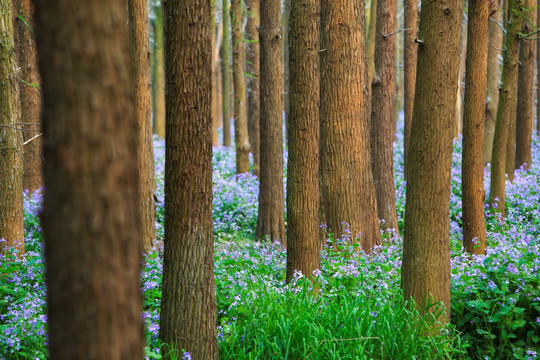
1 132 540 359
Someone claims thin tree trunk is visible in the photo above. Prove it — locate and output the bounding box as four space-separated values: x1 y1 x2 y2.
401 0 464 328
392 2 403 140
246 0 260 175
455 15 467 137
286 0 320 282
0 0 24 256
320 0 381 251
489 0 523 216
515 0 536 170
366 0 377 83
212 14 223 147
370 0 398 231
462 0 489 255
484 1 503 164
152 3 165 138
222 0 232 146
282 0 290 141
159 0 218 358
256 0 285 245
231 0 250 173
35 0 143 356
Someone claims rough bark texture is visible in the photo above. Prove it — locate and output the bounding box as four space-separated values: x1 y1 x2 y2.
231 0 250 173
35 0 143 357
16 0 42 193
256 0 285 245
320 0 380 250
0 0 24 255
515 0 536 170
489 0 523 216
152 3 165 138
129 0 155 254
401 0 463 327
462 0 489 255
222 0 232 146
286 0 320 282
403 0 418 175
484 1 503 163
246 0 260 175
370 0 398 232
366 0 377 83
282 0 290 139
159 0 218 358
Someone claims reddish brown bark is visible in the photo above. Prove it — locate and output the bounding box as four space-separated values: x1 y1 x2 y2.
246 0 260 175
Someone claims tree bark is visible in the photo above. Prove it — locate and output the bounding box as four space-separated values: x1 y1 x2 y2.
515 0 536 170
455 15 467 137
489 0 523 216
152 3 165 138
484 1 503 164
231 0 250 173
369 0 398 231
222 0 232 147
320 0 381 251
0 0 24 256
246 0 260 175
211 0 221 147
366 0 377 83
403 0 419 176
401 0 464 328
159 0 218 358
286 0 320 282
35 0 143 357
282 0 290 141
256 0 285 245
462 0 489 256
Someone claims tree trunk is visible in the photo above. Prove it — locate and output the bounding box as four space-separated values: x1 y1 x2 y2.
403 0 419 176
256 0 285 245
282 0 290 141
35 0 143 357
489 0 523 216
222 0 232 147
401 0 464 328
0 0 24 256
392 2 403 140
211 0 221 147
484 1 503 164
455 15 467 137
152 3 165 138
159 0 218 358
366 0 377 83
129 0 156 254
320 0 381 251
515 0 536 170
286 0 320 282
370 0 398 232
462 0 489 256
16 0 42 193
231 0 250 173
246 0 260 176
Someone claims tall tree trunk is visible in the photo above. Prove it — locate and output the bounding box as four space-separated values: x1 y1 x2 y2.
212 14 223 147
515 0 536 170
392 2 403 140
0 0 23 256
403 0 419 176
129 0 156 254
484 1 503 164
455 15 467 137
462 0 489 256
16 0 42 193
35 0 143 357
282 0 290 141
366 0 377 83
489 0 523 216
256 0 285 245
231 0 250 173
320 0 381 251
286 0 320 282
152 3 165 138
401 0 463 328
246 0 260 175
222 0 232 146
370 0 398 231
159 0 218 358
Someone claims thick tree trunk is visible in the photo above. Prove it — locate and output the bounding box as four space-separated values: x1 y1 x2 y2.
515 0 536 170
370 0 398 231
256 0 285 245
320 0 381 251
462 0 489 255
403 0 419 175
231 0 250 173
401 0 464 328
35 0 143 357
129 0 156 254
286 0 320 282
16 0 42 193
484 2 503 164
0 0 24 256
159 0 218 358
246 0 260 175
489 0 523 216
152 3 165 138
222 0 232 147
